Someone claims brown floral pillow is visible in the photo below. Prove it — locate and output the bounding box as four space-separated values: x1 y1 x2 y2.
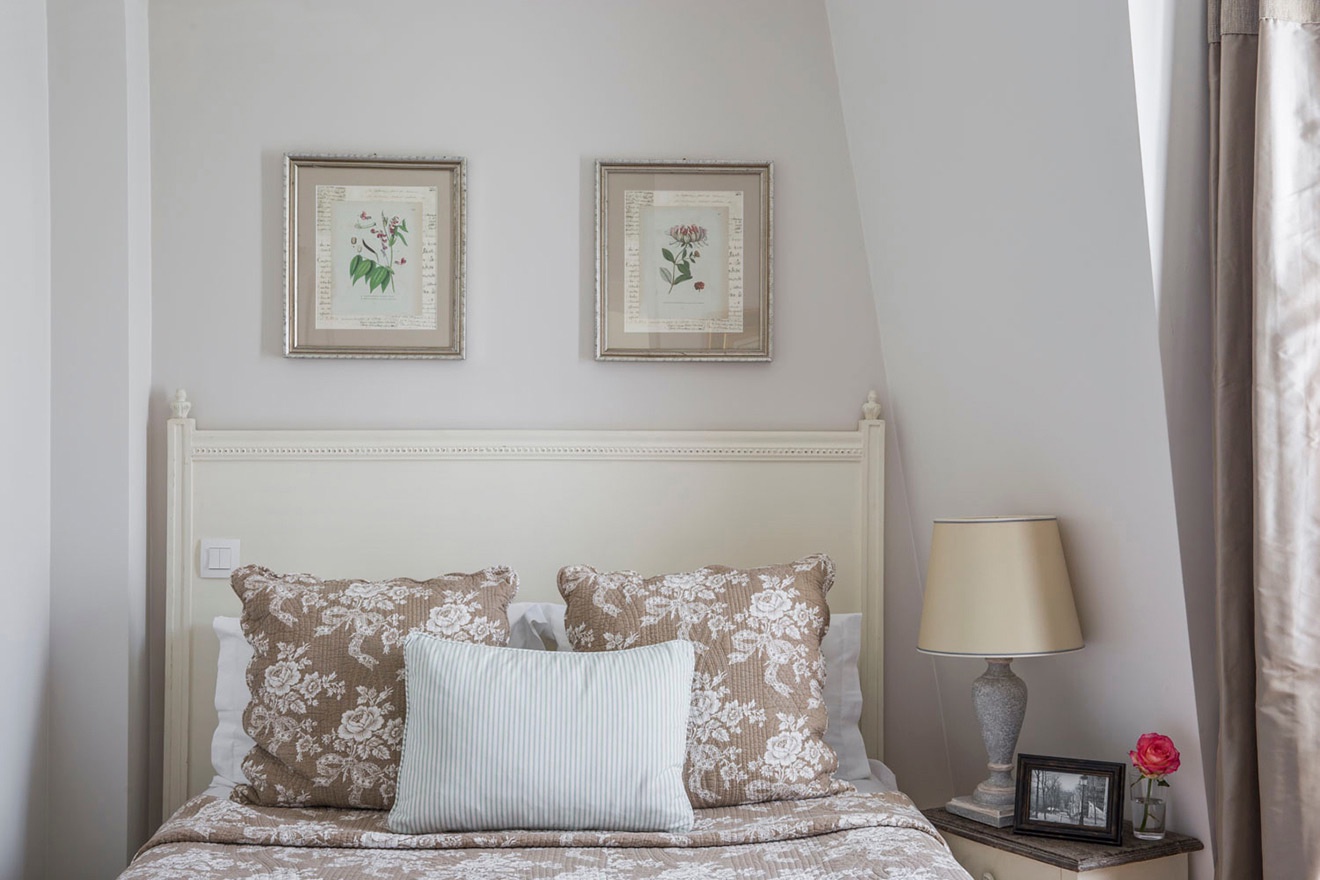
557 554 847 808
232 564 517 809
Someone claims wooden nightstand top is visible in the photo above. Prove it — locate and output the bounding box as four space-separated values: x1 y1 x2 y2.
924 808 1204 872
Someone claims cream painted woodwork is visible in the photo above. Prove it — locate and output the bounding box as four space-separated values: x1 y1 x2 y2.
944 834 1189 880
162 392 887 820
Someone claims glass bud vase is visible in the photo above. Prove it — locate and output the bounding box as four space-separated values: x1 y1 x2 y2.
1130 775 1169 840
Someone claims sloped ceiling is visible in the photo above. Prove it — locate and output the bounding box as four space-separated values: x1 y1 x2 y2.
826 1 1212 874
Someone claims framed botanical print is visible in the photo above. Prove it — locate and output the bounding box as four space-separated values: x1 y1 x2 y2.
595 160 772 361
284 154 466 358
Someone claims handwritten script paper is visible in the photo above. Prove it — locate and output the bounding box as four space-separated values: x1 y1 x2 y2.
314 185 439 331
623 189 744 333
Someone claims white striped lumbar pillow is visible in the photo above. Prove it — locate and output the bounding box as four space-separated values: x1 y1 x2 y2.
389 634 696 834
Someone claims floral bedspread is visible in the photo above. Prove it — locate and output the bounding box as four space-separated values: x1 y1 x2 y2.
122 791 972 879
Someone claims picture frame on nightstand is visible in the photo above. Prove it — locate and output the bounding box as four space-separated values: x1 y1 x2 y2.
1014 754 1126 846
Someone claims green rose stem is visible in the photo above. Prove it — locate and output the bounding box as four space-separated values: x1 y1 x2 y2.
1138 776 1154 833
1136 775 1167 833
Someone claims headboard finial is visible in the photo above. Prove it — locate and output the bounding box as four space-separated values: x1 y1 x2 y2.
862 390 882 421
170 389 192 419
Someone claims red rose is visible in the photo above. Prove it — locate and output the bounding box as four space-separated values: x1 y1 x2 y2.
1130 732 1180 778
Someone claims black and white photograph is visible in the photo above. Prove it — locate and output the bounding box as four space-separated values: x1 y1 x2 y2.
1026 770 1110 827
1014 754 1126 845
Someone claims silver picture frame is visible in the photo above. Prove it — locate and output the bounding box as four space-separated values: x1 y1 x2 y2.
595 159 773 361
284 153 466 359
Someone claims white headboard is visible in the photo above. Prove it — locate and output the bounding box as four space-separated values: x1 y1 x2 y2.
162 392 885 819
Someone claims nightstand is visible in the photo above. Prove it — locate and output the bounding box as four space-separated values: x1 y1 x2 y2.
924 808 1203 880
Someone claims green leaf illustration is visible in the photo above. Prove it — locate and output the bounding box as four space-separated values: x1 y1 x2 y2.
351 257 376 285
399 219 409 232
660 267 674 284
662 248 675 263
368 264 392 292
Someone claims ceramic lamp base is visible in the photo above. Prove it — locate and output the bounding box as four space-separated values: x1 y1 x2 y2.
945 658 1028 828
946 794 1015 828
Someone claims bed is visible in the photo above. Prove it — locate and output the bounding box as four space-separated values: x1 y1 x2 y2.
124 392 971 879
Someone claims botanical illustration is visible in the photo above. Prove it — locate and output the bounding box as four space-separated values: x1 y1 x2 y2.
349 210 410 295
321 193 427 324
659 224 709 294
309 178 447 338
619 186 747 339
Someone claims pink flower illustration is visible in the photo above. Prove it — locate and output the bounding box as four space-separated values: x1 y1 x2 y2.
660 224 710 294
667 224 708 246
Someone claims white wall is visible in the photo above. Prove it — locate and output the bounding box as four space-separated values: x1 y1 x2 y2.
828 1 1212 876
148 0 882 433
69 2 1214 868
48 0 153 875
0 1 51 876
147 0 952 821
1128 0 1218 809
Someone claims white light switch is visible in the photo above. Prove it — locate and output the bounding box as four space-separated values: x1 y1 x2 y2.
200 538 240 579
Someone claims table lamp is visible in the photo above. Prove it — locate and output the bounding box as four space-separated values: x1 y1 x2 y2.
918 515 1084 827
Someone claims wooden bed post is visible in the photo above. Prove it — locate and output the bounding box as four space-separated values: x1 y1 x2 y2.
859 392 886 763
163 391 195 821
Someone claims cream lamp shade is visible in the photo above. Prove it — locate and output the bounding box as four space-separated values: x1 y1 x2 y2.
918 516 1083 657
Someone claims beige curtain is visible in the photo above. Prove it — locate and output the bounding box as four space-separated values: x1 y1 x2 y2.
1211 1 1320 877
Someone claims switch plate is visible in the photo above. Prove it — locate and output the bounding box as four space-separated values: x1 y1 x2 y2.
199 538 240 579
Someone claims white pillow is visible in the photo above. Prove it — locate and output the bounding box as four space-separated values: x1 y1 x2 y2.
389 635 695 834
507 601 573 651
211 617 255 789
209 608 877 787
821 613 870 780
